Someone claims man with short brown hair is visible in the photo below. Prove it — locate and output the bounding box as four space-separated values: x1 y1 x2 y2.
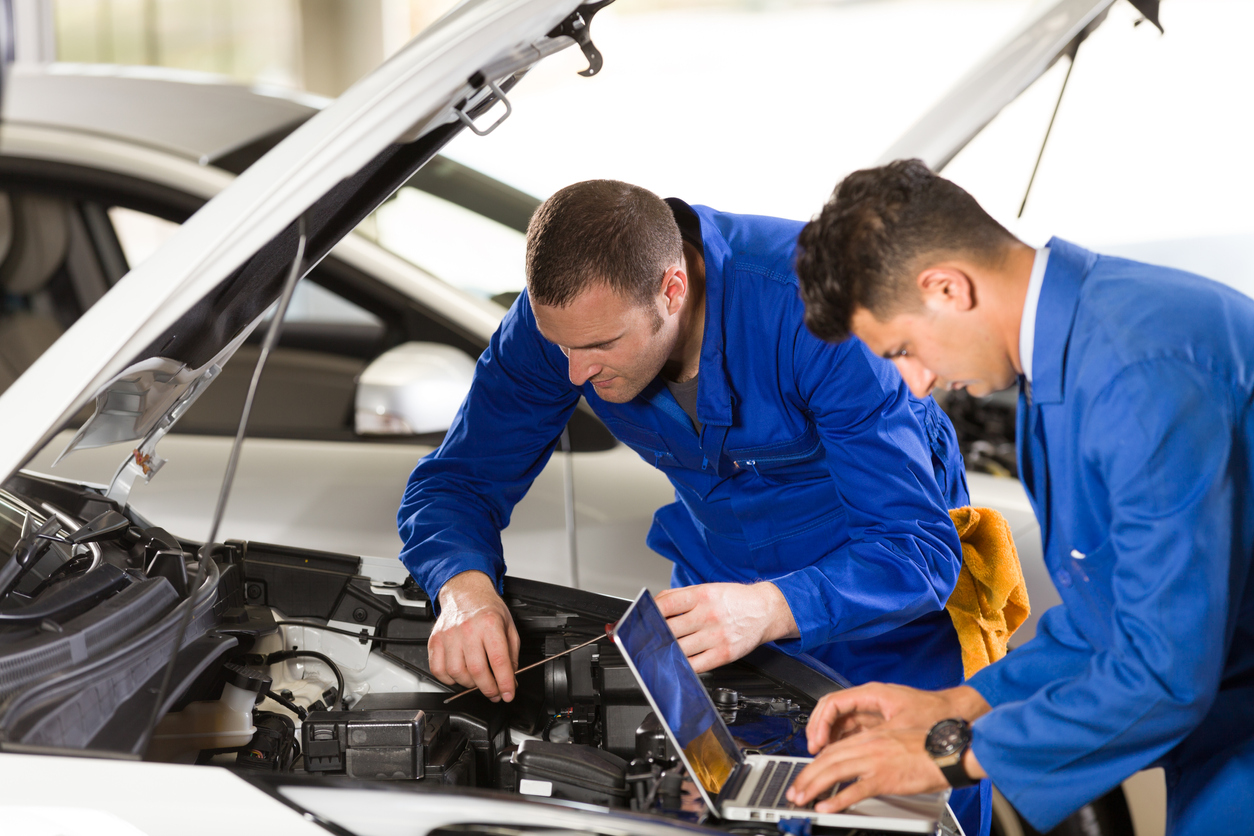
399 178 987 834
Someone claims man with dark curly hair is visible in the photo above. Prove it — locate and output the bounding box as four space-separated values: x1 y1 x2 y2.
787 159 1254 836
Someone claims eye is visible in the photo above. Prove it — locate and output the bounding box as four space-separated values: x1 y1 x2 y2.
893 347 909 358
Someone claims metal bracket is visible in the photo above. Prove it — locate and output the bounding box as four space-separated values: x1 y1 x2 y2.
456 77 512 136
547 0 614 78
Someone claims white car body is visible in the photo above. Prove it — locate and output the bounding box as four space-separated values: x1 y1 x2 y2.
0 0 1210 831
3 64 675 600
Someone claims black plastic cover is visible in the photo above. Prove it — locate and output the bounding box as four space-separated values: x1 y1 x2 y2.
512 739 630 804
302 708 426 780
230 540 360 619
354 691 508 782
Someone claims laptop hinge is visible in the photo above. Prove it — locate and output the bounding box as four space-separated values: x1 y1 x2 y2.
716 761 752 807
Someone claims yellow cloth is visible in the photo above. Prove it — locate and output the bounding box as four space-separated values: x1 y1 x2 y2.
945 506 1031 679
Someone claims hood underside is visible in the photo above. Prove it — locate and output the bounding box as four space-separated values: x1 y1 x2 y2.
0 0 602 492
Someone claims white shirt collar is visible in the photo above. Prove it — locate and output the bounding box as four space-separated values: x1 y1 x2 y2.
1019 246 1050 384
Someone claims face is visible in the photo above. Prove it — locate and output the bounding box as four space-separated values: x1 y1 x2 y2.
532 280 678 403
851 293 1017 399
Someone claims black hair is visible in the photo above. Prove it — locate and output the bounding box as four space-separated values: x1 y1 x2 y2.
795 159 1018 343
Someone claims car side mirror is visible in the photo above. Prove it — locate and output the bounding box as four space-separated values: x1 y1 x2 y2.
354 342 476 436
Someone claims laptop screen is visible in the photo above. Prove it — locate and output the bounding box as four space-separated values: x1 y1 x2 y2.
613 590 741 796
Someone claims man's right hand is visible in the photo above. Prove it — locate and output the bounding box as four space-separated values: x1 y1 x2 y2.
428 570 520 702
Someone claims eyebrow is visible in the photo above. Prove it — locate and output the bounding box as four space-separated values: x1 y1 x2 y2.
556 332 625 351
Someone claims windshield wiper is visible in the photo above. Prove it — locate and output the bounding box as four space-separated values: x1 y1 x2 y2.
0 515 62 606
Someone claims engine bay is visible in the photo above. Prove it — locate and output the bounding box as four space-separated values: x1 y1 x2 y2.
0 471 861 833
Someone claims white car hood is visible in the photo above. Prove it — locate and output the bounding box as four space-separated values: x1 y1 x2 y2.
0 0 593 489
879 0 1120 170
0 0 1133 494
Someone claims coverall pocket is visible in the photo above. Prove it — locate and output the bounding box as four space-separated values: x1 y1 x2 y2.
726 423 825 482
1061 536 1117 650
601 420 680 469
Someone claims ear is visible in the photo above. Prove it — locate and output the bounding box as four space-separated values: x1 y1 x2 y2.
660 264 688 315
917 266 975 313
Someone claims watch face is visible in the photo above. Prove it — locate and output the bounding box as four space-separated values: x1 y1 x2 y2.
926 719 971 758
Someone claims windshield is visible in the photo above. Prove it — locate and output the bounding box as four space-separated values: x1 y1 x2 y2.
363 186 528 305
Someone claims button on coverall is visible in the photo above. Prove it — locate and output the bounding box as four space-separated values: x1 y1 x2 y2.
399 202 987 833
968 239 1254 835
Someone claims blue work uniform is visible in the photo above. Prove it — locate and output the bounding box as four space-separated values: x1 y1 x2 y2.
967 239 1254 835
399 201 987 834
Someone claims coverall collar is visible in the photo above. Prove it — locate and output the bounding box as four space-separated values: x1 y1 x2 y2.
661 199 735 430
1028 237 1099 405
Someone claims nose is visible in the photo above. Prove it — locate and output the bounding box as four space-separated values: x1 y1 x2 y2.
566 350 601 387
894 357 937 398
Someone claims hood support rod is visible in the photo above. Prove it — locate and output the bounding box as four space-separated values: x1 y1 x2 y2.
1018 36 1082 218
138 217 308 757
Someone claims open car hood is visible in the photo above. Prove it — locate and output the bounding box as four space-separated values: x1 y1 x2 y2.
0 0 1143 498
878 0 1129 170
0 0 604 494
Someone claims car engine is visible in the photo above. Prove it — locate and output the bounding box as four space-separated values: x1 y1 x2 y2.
0 471 845 832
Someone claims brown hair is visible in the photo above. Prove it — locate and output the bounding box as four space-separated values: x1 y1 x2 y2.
526 180 682 309
795 159 1018 343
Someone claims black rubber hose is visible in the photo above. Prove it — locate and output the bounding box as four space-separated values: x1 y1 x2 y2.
265 649 347 710
273 620 429 645
0 563 130 624
263 688 308 720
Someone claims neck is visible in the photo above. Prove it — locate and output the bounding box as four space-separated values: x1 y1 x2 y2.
662 241 706 383
997 243 1038 376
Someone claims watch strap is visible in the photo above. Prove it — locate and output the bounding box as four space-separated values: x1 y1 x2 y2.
940 759 977 788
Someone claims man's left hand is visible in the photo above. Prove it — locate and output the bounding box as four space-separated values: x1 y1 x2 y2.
655 582 799 673
785 728 947 812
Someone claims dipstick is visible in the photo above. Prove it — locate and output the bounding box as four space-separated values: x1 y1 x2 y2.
443 627 611 704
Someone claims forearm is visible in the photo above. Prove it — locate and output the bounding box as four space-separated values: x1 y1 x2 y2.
398 295 582 598
786 335 963 651
398 481 507 600
771 541 957 651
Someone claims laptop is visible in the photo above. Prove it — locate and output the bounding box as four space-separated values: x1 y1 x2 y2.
612 589 961 834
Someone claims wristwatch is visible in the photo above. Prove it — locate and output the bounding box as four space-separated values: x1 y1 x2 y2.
925 718 976 788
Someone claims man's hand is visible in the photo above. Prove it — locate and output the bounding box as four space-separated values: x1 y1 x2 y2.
806 683 991 753
783 683 993 809
785 727 948 812
655 582 799 673
428 570 520 702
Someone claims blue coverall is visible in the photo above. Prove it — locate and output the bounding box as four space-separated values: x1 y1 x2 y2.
399 201 988 834
967 239 1254 835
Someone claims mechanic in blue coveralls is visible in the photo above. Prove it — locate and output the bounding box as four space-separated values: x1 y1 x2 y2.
398 180 988 833
785 160 1254 836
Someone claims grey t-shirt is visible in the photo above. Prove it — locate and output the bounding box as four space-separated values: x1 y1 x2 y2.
665 375 702 433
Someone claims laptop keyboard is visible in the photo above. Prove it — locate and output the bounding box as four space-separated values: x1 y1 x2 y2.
747 760 808 810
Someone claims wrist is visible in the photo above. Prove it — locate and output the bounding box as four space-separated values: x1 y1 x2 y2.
940 685 992 722
758 582 800 641
438 570 497 607
925 718 976 788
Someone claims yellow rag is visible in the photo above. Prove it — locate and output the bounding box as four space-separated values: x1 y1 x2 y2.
945 506 1031 679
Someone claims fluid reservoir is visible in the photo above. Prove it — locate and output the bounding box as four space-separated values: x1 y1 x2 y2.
148 663 271 763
